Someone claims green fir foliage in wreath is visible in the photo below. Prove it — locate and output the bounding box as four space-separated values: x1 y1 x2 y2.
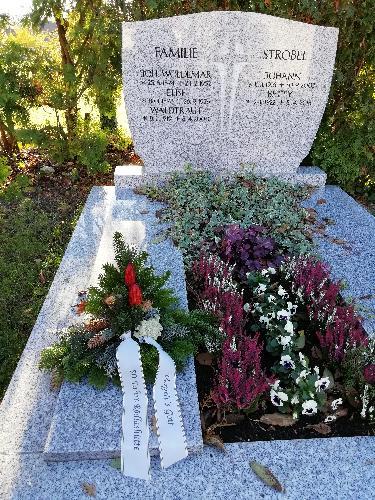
39 232 219 388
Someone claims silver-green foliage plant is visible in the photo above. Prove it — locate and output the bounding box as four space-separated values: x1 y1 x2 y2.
140 169 313 265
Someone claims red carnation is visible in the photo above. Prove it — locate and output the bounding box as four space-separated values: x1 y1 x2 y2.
124 263 136 286
363 364 375 385
128 283 143 306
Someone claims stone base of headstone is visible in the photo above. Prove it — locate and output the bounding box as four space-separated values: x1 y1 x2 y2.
115 164 326 198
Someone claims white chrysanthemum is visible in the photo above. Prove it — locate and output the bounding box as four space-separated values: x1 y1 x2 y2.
259 315 270 327
268 267 276 274
134 315 163 341
270 389 288 407
299 352 308 367
331 398 343 411
315 377 330 392
287 302 297 314
278 285 287 297
280 355 295 370
284 320 294 335
302 400 318 415
261 269 269 276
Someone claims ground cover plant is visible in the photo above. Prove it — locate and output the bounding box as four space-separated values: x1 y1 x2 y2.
141 171 375 442
138 169 313 265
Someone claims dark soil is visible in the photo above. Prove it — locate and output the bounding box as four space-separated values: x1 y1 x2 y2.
195 360 375 443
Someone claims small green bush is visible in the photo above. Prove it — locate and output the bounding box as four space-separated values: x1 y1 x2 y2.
72 122 111 174
140 169 313 265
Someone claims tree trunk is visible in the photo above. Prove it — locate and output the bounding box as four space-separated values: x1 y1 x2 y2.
0 118 18 153
53 8 78 144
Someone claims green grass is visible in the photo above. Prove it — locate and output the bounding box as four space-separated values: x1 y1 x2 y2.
28 93 130 135
0 192 79 400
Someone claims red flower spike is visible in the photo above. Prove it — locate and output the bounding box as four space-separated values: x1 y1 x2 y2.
128 283 143 306
124 263 136 286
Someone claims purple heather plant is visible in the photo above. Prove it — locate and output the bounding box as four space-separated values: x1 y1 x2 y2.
211 224 284 284
285 256 368 362
193 252 271 410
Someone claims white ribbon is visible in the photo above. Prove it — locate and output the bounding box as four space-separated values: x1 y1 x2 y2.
116 333 188 479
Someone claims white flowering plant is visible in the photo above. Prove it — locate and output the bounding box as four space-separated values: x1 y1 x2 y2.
244 267 333 418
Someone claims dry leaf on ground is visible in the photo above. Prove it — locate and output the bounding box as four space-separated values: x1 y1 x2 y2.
224 413 245 425
306 423 332 435
196 352 214 366
250 461 284 493
82 482 96 497
259 413 296 427
203 431 226 452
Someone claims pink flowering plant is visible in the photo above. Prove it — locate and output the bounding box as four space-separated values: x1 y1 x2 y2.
192 252 272 411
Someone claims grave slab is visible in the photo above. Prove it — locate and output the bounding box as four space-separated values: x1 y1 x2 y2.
43 188 202 462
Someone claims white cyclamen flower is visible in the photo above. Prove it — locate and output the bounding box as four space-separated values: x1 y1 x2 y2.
278 285 287 297
277 309 291 321
313 366 320 375
296 369 309 384
280 355 295 370
261 269 269 276
134 315 163 341
270 389 288 407
302 399 318 416
315 377 330 392
284 320 294 335
331 398 343 411
299 352 308 367
268 267 276 274
256 283 267 293
268 295 276 303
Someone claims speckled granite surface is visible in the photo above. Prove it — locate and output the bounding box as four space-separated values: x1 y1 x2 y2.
1 437 374 499
305 186 375 335
1 185 375 499
122 12 338 175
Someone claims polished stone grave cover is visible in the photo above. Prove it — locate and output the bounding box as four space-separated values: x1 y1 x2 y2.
122 12 338 175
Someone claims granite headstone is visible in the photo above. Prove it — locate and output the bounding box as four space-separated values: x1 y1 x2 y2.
122 11 338 175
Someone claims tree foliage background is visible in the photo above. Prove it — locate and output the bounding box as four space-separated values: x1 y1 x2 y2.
0 0 374 190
